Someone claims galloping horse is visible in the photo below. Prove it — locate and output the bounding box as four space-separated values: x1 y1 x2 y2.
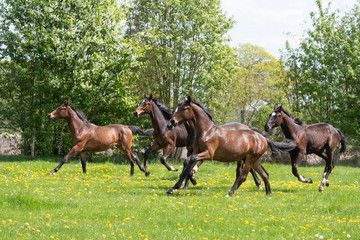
133 94 189 176
264 104 346 191
167 97 297 196
134 95 263 190
47 101 152 175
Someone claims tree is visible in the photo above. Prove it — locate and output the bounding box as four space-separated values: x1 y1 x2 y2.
281 0 360 137
0 0 137 155
219 44 286 128
125 0 237 114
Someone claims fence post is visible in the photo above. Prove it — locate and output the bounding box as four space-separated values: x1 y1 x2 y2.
31 128 35 160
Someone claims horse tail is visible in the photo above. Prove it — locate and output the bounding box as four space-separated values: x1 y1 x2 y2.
266 138 297 154
250 126 271 137
128 125 154 136
337 129 346 153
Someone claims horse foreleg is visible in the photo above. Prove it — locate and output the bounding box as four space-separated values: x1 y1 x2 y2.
143 144 161 176
49 146 80 174
79 152 87 173
182 160 203 189
167 151 210 194
161 145 178 172
319 148 335 192
291 151 313 183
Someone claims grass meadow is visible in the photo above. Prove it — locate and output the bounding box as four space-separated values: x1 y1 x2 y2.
0 156 359 240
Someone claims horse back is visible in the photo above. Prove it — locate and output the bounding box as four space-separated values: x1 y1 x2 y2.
204 126 267 162
304 123 341 151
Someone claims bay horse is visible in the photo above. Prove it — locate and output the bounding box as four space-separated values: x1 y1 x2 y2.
167 97 297 196
134 95 263 190
47 101 152 176
133 94 189 175
264 104 346 191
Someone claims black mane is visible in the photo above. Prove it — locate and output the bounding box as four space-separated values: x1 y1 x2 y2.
152 98 172 120
176 99 215 123
281 108 303 125
69 104 89 123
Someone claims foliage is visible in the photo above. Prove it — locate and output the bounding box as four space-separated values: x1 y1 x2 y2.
218 44 287 128
0 0 139 155
0 159 359 239
125 0 237 114
281 0 360 137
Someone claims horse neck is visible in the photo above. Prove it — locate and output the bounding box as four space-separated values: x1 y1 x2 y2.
280 112 298 140
66 108 86 136
149 102 168 133
191 104 215 136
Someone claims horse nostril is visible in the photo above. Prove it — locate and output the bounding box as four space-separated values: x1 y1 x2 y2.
170 119 175 125
133 112 138 117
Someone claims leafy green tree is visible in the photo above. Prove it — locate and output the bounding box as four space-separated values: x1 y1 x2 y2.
0 0 138 155
125 0 237 114
282 0 360 137
219 44 286 128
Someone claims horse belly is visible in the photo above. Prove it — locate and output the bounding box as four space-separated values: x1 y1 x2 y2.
83 129 117 152
212 134 251 162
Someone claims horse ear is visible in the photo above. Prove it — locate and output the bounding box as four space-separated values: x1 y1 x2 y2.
144 94 147 99
274 104 278 110
65 100 70 107
185 96 192 105
149 94 153 100
280 104 284 111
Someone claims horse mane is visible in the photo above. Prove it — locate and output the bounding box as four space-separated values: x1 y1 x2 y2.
69 104 89 123
192 101 215 123
281 108 303 126
175 99 215 123
151 98 172 120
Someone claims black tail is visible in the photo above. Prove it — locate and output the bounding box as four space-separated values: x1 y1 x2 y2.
266 138 297 154
129 125 154 136
337 129 346 153
250 126 271 137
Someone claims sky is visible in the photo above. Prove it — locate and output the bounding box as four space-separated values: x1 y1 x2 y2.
220 0 357 59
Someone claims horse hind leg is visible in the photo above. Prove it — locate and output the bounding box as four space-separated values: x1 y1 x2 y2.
161 145 178 172
319 148 335 192
79 152 87 173
252 161 271 195
131 152 146 174
118 146 135 176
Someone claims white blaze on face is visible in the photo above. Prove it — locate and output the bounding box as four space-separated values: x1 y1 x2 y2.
271 112 276 117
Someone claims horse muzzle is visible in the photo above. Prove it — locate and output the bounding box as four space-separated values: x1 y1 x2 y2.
133 111 139 118
167 119 177 130
47 114 54 120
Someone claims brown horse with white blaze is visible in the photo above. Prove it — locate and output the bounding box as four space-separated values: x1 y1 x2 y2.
264 104 346 192
47 101 152 175
167 97 296 196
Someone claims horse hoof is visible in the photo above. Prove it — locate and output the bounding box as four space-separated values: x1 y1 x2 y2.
308 178 313 183
190 177 197 186
319 186 324 192
258 185 263 190
167 188 176 194
325 181 330 187
48 170 55 175
169 167 178 172
227 191 234 196
145 171 150 177
181 186 189 190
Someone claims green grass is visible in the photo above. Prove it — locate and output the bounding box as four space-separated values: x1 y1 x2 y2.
0 157 359 240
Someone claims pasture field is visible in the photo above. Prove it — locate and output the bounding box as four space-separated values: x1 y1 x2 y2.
0 157 359 240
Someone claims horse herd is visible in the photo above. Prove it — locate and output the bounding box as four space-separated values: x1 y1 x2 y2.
47 95 346 196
